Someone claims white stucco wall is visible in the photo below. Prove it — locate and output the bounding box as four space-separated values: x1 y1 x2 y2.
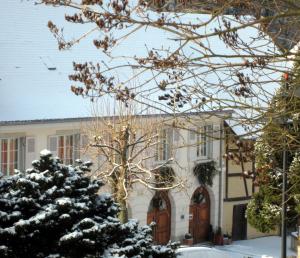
0 115 225 242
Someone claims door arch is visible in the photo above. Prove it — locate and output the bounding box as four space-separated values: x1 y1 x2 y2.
189 186 210 243
147 191 171 244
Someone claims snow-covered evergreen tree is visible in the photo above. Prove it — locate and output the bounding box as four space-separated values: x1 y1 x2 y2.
0 150 177 258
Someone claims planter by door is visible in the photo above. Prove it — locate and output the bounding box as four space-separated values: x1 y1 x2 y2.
147 191 171 245
232 204 247 241
189 186 210 243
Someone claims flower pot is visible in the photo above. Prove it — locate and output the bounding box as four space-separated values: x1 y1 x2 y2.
183 238 193 246
214 235 224 245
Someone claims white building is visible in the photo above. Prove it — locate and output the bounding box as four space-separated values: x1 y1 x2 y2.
0 111 270 243
0 0 273 244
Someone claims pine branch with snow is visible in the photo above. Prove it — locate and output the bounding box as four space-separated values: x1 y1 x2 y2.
0 150 177 258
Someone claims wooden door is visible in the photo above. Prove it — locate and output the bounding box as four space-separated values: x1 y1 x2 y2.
147 192 171 245
232 204 247 241
189 187 210 243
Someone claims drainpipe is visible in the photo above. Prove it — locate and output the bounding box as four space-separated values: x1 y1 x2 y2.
218 122 223 227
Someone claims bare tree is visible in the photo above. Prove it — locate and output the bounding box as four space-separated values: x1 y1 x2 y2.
35 0 300 136
82 102 184 222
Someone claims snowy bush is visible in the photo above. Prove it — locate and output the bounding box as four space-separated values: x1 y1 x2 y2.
246 191 281 233
0 150 178 258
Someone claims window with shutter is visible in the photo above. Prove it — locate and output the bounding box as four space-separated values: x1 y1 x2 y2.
156 128 173 161
0 137 23 176
195 125 213 159
49 134 81 165
1 139 8 175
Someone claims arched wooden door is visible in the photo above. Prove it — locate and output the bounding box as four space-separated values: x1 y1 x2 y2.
189 186 210 243
147 191 171 245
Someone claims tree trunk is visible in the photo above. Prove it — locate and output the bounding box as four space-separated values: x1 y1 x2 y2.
116 126 130 223
115 166 128 224
117 196 128 224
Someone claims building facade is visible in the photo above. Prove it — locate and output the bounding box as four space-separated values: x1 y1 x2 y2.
0 113 271 243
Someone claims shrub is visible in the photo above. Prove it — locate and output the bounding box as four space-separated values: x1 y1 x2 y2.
0 150 177 258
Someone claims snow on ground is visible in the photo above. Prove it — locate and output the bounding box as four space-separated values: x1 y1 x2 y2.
215 236 296 258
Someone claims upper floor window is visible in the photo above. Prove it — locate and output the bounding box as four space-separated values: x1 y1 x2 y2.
196 125 213 158
156 128 173 161
48 134 81 165
0 137 25 176
189 125 213 159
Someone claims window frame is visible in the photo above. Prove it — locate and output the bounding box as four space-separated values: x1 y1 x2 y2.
48 134 80 165
0 137 23 176
196 125 213 159
155 128 173 162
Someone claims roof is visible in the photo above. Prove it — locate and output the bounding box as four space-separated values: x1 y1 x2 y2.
0 0 267 128
0 0 97 121
0 110 233 126
0 0 175 121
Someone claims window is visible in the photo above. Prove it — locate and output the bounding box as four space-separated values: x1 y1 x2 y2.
0 137 25 176
48 134 80 165
156 128 173 161
196 125 213 158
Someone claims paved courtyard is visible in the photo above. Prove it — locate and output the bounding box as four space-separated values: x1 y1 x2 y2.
215 236 296 258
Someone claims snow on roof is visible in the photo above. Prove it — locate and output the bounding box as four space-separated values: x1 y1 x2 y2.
0 1 268 125
0 110 233 126
0 0 100 121
1 0 185 122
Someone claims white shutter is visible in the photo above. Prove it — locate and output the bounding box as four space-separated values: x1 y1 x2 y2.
74 134 81 161
48 136 58 157
213 125 220 138
189 128 196 141
80 134 89 148
167 128 173 159
173 128 180 142
27 138 35 153
189 128 197 161
26 137 36 168
80 134 92 162
207 125 213 158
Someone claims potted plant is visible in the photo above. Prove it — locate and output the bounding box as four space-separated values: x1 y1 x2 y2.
214 227 224 245
183 233 193 246
193 161 218 187
223 233 232 245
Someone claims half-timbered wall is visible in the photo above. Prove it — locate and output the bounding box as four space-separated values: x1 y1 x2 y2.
222 127 277 239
